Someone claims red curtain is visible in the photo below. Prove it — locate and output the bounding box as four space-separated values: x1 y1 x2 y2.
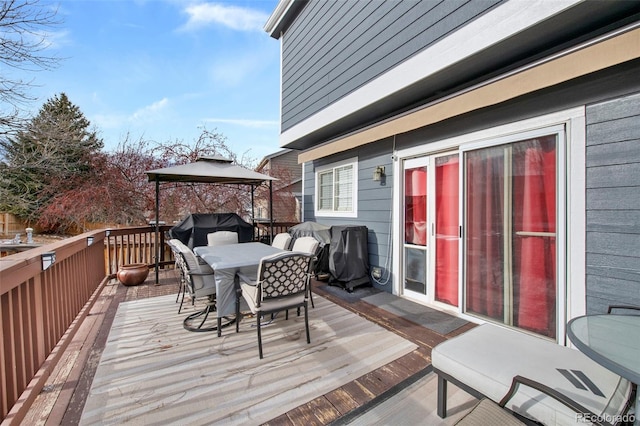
435 156 459 306
513 137 556 338
405 168 427 246
465 148 504 320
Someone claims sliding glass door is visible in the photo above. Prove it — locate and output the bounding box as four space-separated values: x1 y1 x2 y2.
464 134 558 338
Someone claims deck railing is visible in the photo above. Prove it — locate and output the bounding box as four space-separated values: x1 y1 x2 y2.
0 222 298 423
0 225 173 424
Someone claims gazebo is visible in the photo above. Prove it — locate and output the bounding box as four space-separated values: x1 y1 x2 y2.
146 156 277 283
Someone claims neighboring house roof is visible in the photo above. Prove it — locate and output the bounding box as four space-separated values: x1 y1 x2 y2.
256 148 294 171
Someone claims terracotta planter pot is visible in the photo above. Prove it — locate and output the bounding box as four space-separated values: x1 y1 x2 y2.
117 263 149 286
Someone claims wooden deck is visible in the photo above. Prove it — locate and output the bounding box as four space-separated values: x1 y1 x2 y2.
23 269 477 425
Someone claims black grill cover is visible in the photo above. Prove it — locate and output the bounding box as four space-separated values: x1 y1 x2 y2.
329 225 370 290
168 213 253 248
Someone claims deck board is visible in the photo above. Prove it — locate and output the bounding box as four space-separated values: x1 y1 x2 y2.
23 270 478 425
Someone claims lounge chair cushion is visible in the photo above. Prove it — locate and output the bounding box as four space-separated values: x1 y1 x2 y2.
432 324 631 425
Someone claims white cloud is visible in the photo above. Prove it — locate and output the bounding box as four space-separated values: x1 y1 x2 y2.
203 118 278 129
130 98 170 122
181 3 269 32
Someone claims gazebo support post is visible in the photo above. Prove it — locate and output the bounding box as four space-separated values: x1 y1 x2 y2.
251 185 256 240
269 180 274 243
154 178 160 284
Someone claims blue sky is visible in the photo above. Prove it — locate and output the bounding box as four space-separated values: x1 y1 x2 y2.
32 0 281 161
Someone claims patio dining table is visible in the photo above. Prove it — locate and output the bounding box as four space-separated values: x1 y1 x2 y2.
567 314 640 425
194 242 286 335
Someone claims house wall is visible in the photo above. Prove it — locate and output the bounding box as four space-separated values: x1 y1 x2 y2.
303 139 394 289
303 62 640 303
281 0 501 132
585 91 640 313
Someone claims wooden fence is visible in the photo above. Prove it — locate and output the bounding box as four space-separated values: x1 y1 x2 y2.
0 225 174 423
0 214 28 237
0 222 301 423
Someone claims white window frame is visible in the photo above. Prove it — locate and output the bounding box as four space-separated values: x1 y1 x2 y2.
392 107 585 344
314 157 358 218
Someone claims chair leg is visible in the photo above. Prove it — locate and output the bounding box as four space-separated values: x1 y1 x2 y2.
304 302 310 344
178 288 185 313
235 287 242 333
176 279 182 303
437 374 448 418
257 314 263 359
198 305 211 329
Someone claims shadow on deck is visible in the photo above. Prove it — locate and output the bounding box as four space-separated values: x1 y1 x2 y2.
23 268 476 425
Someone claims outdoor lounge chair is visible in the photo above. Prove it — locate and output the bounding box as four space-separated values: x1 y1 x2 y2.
271 232 292 250
456 375 619 425
207 231 238 246
432 323 633 425
237 252 313 359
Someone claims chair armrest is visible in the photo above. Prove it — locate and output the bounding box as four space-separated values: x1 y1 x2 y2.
188 271 214 277
499 375 612 426
607 305 640 314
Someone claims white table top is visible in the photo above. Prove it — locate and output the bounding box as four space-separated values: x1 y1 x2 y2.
194 242 285 271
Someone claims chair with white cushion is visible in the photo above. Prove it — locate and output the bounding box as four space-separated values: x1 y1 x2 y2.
271 232 292 250
432 324 633 425
237 252 313 359
291 236 320 308
207 231 238 246
174 241 234 333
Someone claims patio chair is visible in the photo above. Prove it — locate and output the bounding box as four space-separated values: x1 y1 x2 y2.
432 323 633 425
271 232 292 250
456 375 615 425
237 252 313 359
207 231 238 246
167 239 188 311
291 236 320 308
175 243 233 332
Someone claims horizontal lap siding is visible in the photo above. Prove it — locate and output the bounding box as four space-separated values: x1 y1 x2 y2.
585 91 640 313
281 0 501 131
303 140 394 289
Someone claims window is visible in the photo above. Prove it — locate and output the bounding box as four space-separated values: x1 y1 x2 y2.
315 158 358 217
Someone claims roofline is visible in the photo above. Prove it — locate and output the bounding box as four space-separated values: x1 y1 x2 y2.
297 22 640 163
264 0 307 39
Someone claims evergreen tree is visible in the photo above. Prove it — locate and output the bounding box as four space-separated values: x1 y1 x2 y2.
0 93 103 227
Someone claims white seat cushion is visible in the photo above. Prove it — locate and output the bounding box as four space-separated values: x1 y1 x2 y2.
432 324 631 425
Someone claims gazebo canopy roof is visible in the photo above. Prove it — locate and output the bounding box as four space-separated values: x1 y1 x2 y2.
146 156 276 185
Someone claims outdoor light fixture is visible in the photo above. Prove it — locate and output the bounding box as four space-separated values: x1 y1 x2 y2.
41 251 56 271
87 236 94 246
373 166 385 181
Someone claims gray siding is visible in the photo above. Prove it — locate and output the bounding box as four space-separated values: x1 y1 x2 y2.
281 0 501 132
303 139 395 290
585 92 640 313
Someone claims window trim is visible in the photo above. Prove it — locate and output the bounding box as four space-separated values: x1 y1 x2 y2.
392 107 586 344
314 157 358 218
